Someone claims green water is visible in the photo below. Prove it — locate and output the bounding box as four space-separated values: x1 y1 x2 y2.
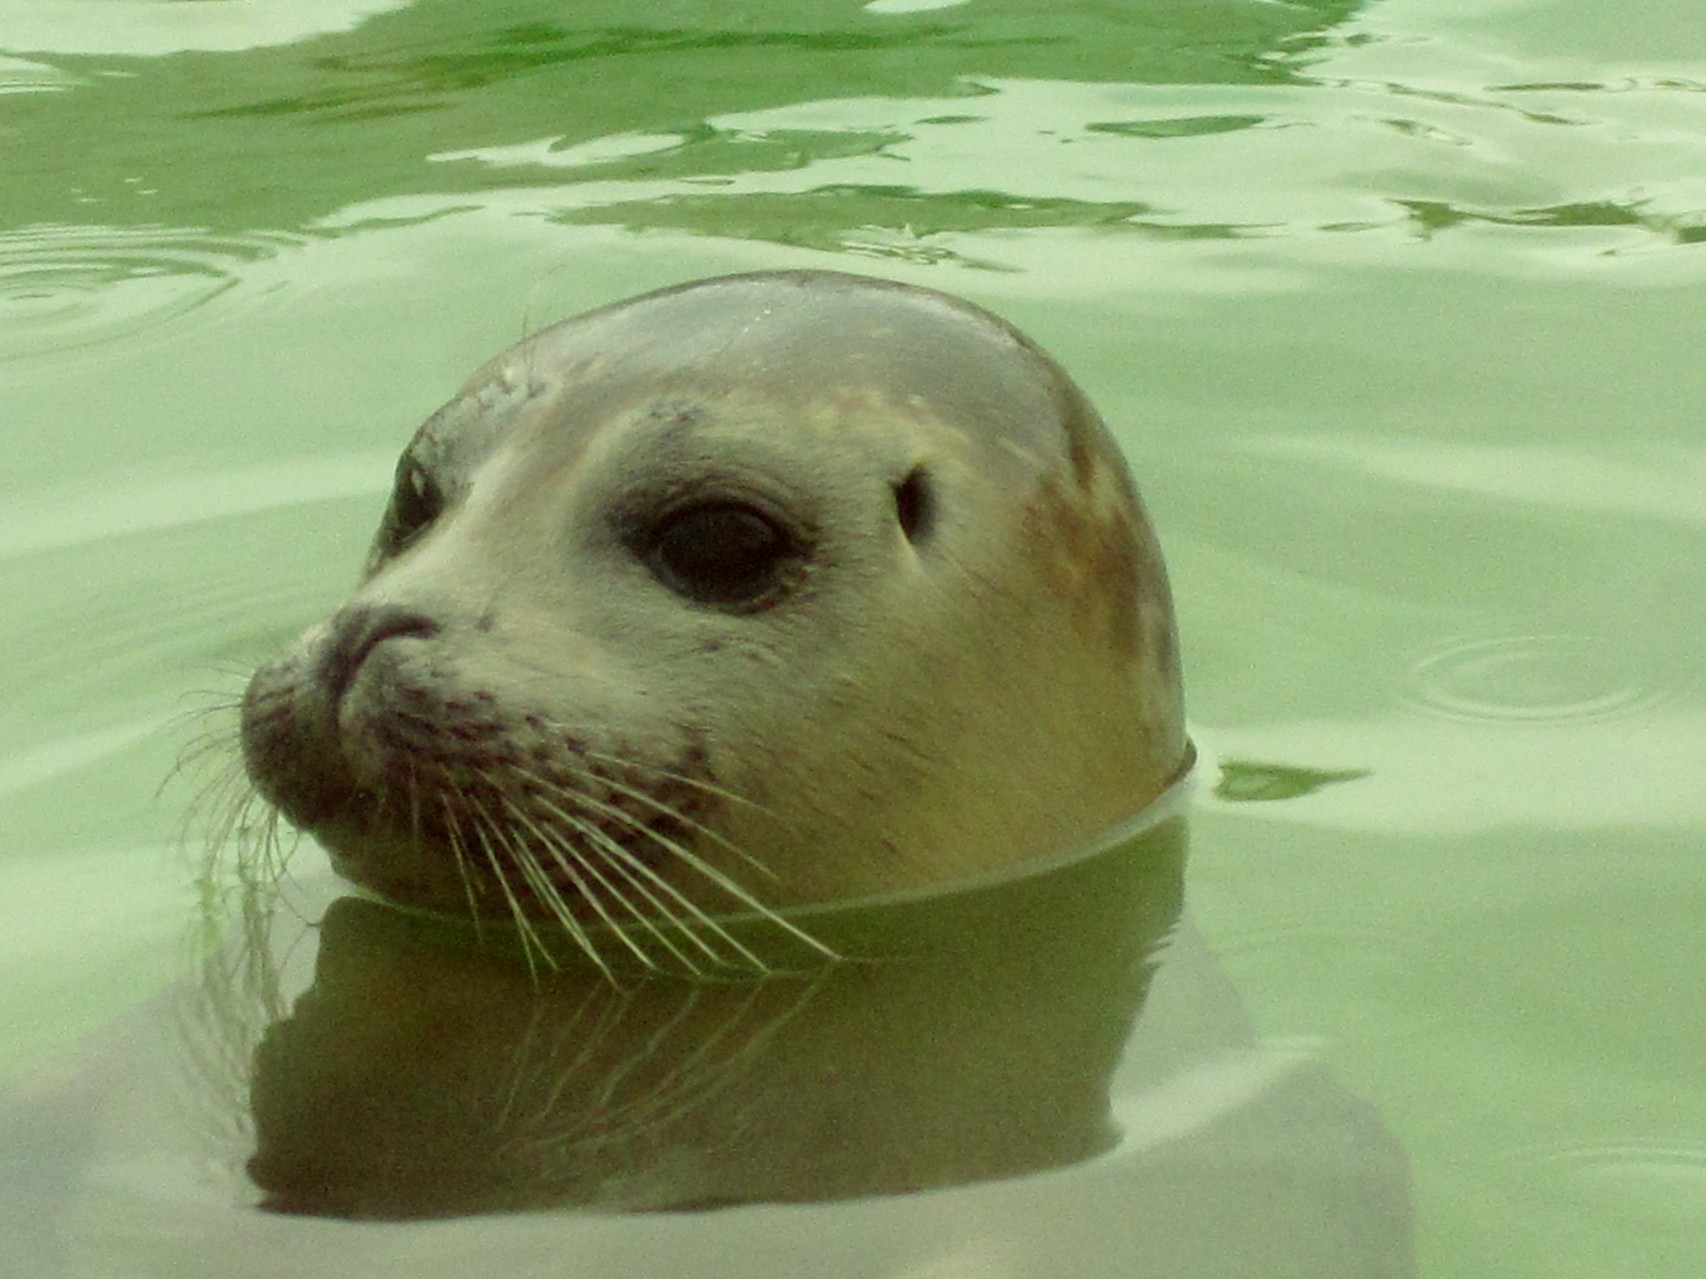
2 0 1703 1275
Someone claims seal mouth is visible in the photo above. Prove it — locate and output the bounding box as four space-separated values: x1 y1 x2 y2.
321 724 720 923
250 681 719 911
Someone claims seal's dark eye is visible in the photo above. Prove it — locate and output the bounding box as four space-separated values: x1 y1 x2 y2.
377 456 443 558
645 501 805 610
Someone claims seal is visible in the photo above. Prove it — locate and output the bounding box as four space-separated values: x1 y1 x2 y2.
237 269 1187 972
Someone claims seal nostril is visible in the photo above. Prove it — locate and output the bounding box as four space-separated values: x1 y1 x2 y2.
318 604 440 705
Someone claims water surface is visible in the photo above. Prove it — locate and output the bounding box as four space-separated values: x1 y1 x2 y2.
2 1 1703 1275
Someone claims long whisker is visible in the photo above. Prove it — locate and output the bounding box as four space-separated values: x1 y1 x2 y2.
489 817 601 980
416 765 484 947
517 759 772 884
168 723 244 790
627 819 837 963
574 744 778 820
181 750 248 855
522 784 750 974
534 778 836 963
513 765 773 966
452 788 554 980
574 764 779 881
580 829 769 976
524 801 716 976
568 819 746 972
498 792 655 976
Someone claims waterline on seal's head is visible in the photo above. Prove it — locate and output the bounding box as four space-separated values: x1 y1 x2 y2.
234 270 1189 980
327 754 1199 983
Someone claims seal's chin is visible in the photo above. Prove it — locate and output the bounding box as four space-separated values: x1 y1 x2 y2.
306 811 681 926
301 825 484 920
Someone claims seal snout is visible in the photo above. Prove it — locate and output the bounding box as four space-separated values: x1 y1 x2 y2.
316 604 441 708
238 604 441 832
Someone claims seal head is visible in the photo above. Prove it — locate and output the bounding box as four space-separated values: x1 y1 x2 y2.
239 270 1185 953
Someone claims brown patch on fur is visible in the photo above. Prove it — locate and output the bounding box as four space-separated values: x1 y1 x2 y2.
1021 463 1145 663
1054 380 1102 491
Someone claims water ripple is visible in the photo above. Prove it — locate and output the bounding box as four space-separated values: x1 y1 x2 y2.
1404 634 1667 726
0 224 300 360
0 452 392 563
1497 1139 1706 1231
0 55 83 95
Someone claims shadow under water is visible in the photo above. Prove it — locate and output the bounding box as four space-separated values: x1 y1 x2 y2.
5 794 1416 1275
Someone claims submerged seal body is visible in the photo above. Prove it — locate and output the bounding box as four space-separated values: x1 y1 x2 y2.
239 270 1186 964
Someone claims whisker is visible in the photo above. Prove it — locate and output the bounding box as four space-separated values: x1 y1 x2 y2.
524 761 776 881
166 691 244 730
498 792 657 976
492 822 600 980
512 766 762 959
180 752 246 848
522 786 742 974
452 788 555 981
527 805 715 977
580 830 769 976
530 778 835 964
164 697 250 814
168 722 242 777
626 820 836 963
586 770 779 883
417 765 485 947
569 821 747 972
575 744 778 820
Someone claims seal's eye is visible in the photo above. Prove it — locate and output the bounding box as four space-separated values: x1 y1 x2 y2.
644 501 805 610
376 456 444 559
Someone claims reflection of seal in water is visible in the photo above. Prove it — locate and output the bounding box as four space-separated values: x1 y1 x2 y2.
243 808 1191 1216
238 270 1188 971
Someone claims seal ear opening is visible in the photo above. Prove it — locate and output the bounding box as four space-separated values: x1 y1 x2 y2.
893 465 935 545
